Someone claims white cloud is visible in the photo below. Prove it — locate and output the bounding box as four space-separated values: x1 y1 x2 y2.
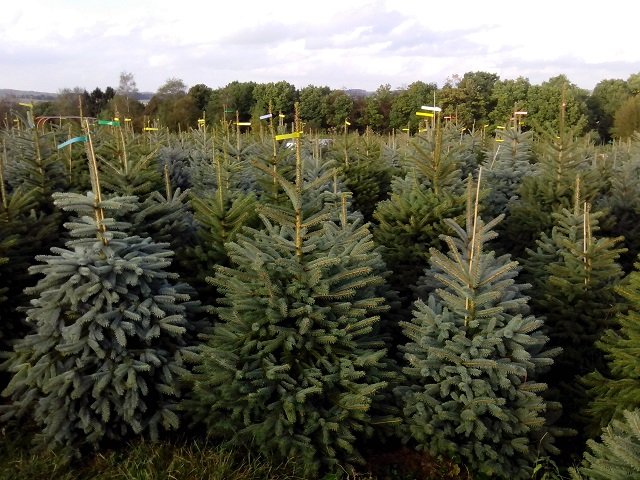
0 0 638 93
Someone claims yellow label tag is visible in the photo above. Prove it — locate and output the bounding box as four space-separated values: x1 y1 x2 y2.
275 132 302 140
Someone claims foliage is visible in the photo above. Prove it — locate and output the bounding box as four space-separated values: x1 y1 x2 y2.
397 189 562 479
500 113 602 259
586 79 631 143
116 71 139 99
206 80 258 124
363 85 394 132
439 72 499 129
373 127 466 303
187 149 259 298
299 84 332 130
523 205 626 375
326 90 354 128
188 83 213 112
581 258 640 435
573 409 640 480
252 81 298 121
526 76 589 134
612 95 640 140
94 127 164 198
388 81 437 132
1 192 197 457
0 121 68 350
489 77 531 126
185 125 399 476
337 130 398 223
594 148 640 272
481 127 535 227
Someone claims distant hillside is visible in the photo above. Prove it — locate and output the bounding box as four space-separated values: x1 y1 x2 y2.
0 89 58 101
0 89 155 102
344 89 371 98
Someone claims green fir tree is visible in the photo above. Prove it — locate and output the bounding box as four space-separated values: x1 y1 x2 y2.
336 128 398 223
95 126 163 199
187 148 259 299
595 152 640 273
397 175 562 479
482 127 536 249
581 260 640 435
373 126 466 304
523 203 626 383
501 110 602 259
521 200 626 459
185 109 399 476
1 192 196 456
572 409 640 480
0 117 67 352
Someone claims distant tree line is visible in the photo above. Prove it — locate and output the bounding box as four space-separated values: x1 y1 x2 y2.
3 70 640 143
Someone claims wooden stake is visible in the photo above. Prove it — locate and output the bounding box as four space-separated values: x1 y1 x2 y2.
469 167 483 270
164 165 171 199
0 141 7 210
84 120 107 245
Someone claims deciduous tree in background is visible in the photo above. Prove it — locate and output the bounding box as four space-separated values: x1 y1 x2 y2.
613 96 640 140
587 79 630 143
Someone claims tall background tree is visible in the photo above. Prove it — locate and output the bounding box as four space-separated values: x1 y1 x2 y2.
439 72 498 130
145 77 199 131
489 77 531 126
114 71 141 117
298 85 331 131
187 83 213 113
389 81 437 133
526 75 589 133
363 84 394 132
612 96 640 140
325 90 354 129
587 78 631 143
252 81 297 123
206 81 257 124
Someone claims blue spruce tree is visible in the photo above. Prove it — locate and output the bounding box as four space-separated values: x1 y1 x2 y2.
1 129 197 457
397 173 562 479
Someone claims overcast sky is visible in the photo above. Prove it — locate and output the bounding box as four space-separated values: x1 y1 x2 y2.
2 0 638 94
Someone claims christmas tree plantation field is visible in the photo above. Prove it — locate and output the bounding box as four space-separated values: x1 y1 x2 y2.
1 113 639 479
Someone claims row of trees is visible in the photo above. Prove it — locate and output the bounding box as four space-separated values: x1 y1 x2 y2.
2 97 640 478
3 70 640 143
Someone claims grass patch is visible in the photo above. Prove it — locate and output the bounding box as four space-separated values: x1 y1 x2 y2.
0 426 469 479
0 430 310 480
0 428 380 480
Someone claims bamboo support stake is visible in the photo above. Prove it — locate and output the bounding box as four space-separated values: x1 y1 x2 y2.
65 128 73 181
164 165 172 199
84 120 107 245
0 141 7 210
216 155 224 212
340 193 351 230
489 145 501 170
465 167 483 328
236 110 241 162
294 102 303 264
344 120 349 167
269 103 278 197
